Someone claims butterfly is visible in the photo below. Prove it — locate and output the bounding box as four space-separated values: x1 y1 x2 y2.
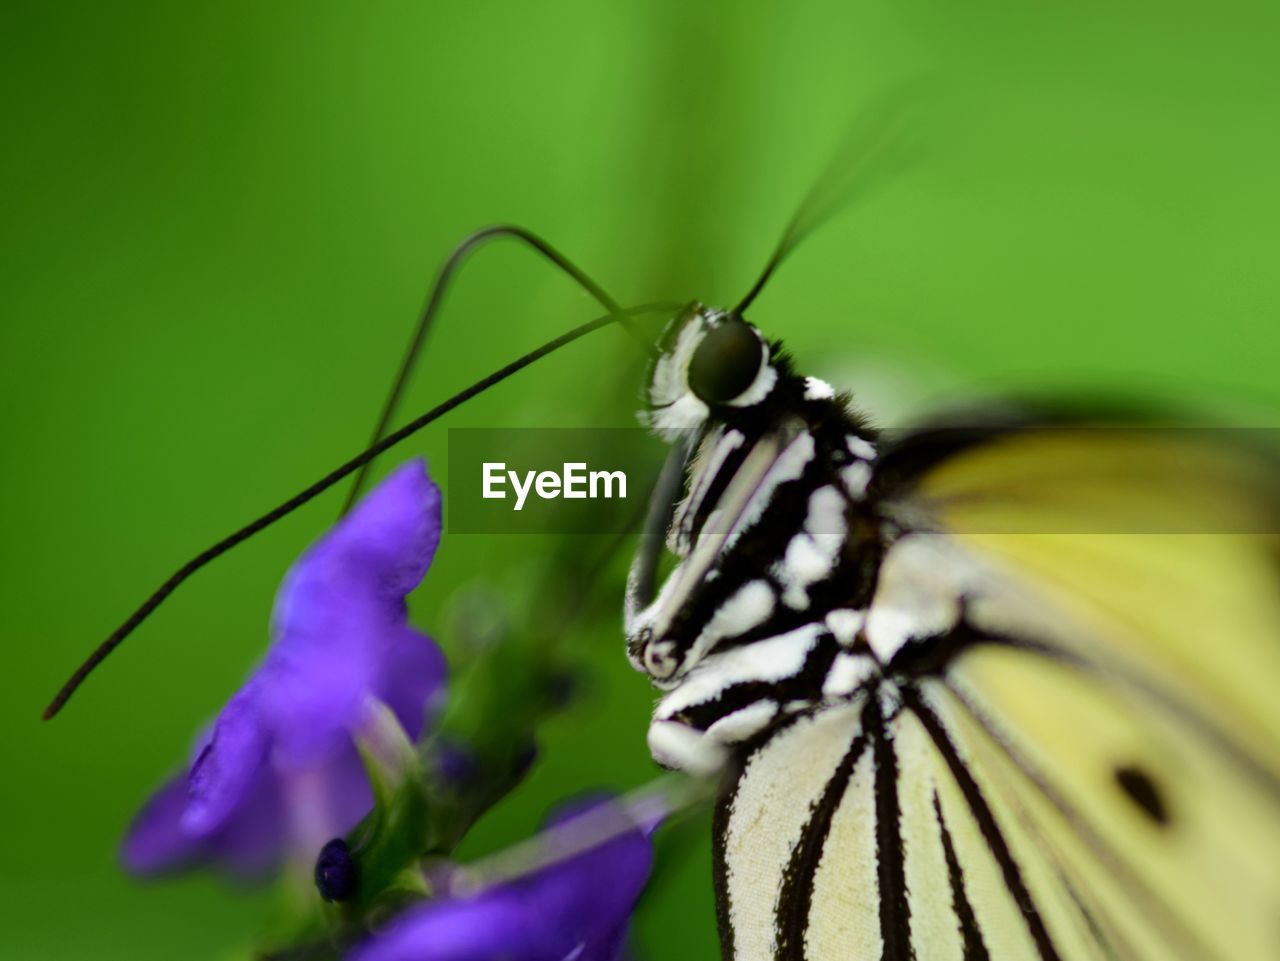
622 301 1280 961
46 94 1280 961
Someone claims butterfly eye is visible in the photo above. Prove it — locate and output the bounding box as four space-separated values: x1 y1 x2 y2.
688 318 764 405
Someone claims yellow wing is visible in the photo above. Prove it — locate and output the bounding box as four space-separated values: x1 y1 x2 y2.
713 419 1280 960
884 418 1280 959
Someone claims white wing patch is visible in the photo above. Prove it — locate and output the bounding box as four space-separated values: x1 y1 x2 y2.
802 741 882 961
715 668 1231 961
864 534 981 662
822 652 875 698
840 460 873 498
824 608 866 647
720 703 867 961
893 711 967 961
846 434 877 461
913 687 1049 961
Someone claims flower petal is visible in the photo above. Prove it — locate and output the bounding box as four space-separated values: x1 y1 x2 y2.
198 770 285 878
121 776 203 875
349 799 653 961
377 627 448 741
575 924 631 961
122 761 285 879
121 460 447 881
259 460 443 768
279 742 376 860
182 682 270 838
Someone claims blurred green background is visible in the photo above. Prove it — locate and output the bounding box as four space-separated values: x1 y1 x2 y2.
3 1 1278 958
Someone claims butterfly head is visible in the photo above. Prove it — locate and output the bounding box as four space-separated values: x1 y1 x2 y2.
643 304 780 436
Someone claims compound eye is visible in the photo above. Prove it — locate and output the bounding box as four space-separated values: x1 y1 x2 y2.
687 318 763 405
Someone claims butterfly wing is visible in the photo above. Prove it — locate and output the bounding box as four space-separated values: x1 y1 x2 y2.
713 419 1280 960
880 422 1280 758
715 686 1129 961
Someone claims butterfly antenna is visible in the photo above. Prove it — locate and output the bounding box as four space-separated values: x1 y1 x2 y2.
342 225 643 514
42 301 680 721
734 80 932 315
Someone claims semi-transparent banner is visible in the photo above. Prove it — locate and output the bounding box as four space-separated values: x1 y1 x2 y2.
446 427 1280 534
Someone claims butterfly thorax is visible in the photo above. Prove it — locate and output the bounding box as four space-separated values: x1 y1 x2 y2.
625 305 894 774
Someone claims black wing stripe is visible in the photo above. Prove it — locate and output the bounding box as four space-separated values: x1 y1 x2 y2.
1035 823 1140 961
712 786 737 961
1040 644 1280 804
921 624 1280 803
773 729 872 961
899 623 1280 805
932 790 992 961
955 713 1144 961
1053 861 1132 961
871 700 915 961
904 686 1065 961
943 680 1220 961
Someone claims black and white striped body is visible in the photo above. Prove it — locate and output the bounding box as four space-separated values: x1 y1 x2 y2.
621 305 1022 959
624 304 1280 961
625 305 892 775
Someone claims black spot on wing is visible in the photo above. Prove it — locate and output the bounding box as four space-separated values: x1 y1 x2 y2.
954 635 1280 804
941 680 1219 961
932 790 991 961
904 687 1065 961
1114 765 1171 827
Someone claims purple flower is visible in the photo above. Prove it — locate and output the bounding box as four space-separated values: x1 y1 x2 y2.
122 460 447 878
349 798 655 961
